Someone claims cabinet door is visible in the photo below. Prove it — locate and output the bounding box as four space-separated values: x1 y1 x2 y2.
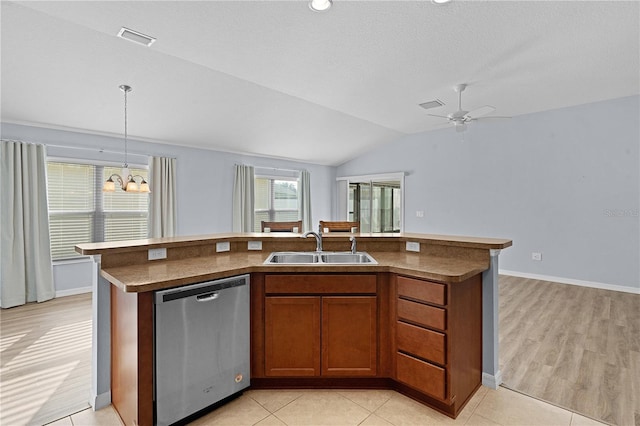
265 297 321 376
322 296 377 376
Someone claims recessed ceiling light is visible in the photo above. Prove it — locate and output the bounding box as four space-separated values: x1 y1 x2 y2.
309 0 332 12
432 0 452 4
117 27 156 47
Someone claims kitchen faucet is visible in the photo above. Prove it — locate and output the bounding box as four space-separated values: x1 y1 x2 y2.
302 231 323 252
350 236 357 254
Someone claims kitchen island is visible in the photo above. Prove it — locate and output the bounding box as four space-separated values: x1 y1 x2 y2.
76 232 511 425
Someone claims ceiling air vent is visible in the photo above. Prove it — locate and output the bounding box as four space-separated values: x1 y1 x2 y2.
117 27 156 47
418 99 445 110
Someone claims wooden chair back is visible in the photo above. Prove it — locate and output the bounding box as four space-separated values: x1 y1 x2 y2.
261 220 303 233
319 221 360 233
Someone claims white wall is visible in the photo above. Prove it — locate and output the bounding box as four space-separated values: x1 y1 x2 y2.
1 123 336 294
337 96 640 291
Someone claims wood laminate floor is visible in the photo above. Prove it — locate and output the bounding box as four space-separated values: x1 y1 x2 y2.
499 275 640 426
0 293 92 426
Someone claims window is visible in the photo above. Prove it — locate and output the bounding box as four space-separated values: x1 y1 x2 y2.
47 161 149 260
254 177 299 232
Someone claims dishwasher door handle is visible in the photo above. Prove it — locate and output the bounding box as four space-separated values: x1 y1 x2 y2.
196 292 220 302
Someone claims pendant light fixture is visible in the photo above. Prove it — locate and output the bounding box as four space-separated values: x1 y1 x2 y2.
103 84 150 193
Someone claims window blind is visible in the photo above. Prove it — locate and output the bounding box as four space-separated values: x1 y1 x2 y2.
47 161 149 260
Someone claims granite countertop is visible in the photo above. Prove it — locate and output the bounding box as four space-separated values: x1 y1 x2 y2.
101 251 490 293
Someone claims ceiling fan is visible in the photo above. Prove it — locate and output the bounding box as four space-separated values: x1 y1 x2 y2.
424 84 509 132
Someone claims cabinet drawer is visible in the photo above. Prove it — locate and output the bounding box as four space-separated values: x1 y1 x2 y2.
397 322 445 365
397 298 446 331
397 276 446 305
265 274 376 294
396 352 446 400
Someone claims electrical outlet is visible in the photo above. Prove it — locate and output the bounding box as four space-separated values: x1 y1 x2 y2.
216 241 230 252
416 210 424 218
248 241 262 251
148 248 167 260
531 252 542 261
406 241 421 252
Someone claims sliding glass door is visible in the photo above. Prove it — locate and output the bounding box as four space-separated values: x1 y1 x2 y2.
342 173 404 233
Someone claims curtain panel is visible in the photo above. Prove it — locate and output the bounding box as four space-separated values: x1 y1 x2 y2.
232 165 255 232
149 156 177 238
0 140 55 308
299 170 312 232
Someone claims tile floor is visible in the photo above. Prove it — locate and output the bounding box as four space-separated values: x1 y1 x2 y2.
47 386 607 426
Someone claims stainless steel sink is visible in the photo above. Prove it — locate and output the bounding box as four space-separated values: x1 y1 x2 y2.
265 252 319 264
264 251 377 265
320 252 377 264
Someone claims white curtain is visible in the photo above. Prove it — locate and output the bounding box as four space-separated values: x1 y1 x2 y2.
299 170 312 232
149 157 177 238
0 140 55 308
232 164 254 232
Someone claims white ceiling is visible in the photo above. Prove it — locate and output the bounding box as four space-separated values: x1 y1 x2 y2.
2 1 639 166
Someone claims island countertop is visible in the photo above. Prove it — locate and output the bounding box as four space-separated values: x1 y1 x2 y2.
76 232 512 292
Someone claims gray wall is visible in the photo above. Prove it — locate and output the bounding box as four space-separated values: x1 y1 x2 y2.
1 123 335 292
337 96 640 291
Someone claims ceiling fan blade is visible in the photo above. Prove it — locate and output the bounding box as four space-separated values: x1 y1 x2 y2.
473 115 512 120
426 113 450 119
465 105 495 119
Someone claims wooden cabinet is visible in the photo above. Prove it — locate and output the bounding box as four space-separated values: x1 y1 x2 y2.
394 274 482 415
265 297 321 376
260 274 377 377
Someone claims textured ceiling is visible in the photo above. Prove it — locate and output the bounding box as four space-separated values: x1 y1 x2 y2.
1 1 639 165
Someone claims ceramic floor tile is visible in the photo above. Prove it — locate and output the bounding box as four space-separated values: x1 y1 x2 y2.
69 405 124 426
273 391 370 426
254 414 288 426
246 389 305 413
374 392 465 425
188 395 270 425
473 387 572 426
464 413 503 426
336 390 395 412
359 413 395 426
45 416 73 426
569 413 608 426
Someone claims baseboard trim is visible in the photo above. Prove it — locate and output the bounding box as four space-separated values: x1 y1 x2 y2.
499 270 639 295
55 286 92 298
90 390 111 410
482 371 502 389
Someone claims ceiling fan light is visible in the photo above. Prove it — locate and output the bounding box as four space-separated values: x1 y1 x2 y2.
309 0 332 12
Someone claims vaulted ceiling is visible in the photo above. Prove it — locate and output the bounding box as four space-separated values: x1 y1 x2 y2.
2 1 638 165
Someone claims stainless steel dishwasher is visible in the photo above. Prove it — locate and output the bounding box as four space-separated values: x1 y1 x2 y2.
154 274 250 426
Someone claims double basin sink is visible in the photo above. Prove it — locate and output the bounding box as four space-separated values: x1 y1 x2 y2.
264 251 378 265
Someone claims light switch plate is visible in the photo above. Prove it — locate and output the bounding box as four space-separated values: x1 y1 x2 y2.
531 252 542 261
248 241 262 251
148 248 167 260
216 241 230 252
406 241 420 252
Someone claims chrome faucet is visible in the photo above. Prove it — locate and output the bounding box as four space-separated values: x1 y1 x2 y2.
349 236 357 254
302 231 323 252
